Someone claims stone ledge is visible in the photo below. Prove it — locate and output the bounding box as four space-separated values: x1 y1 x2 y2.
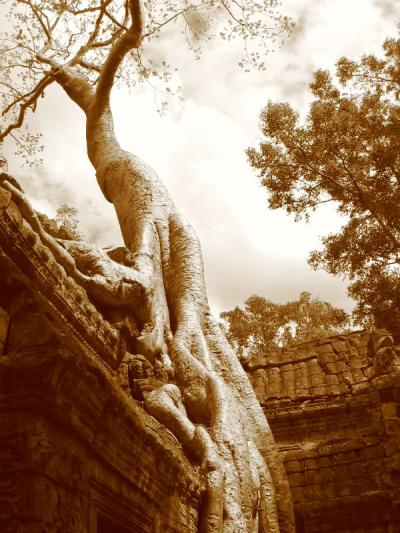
0 345 202 532
0 191 123 369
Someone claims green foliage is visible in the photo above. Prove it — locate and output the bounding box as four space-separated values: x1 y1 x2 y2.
220 291 350 358
248 30 400 337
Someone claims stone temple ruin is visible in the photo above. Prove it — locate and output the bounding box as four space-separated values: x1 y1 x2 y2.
0 175 399 532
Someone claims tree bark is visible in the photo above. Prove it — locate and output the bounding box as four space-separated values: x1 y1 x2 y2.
46 10 295 529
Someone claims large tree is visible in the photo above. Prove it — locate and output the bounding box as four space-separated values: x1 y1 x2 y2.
0 0 295 531
221 292 350 360
248 32 400 339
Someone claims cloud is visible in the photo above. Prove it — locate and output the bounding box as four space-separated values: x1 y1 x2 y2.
3 0 399 318
373 0 399 18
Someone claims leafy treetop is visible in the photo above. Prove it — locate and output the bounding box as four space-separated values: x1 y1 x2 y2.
247 30 400 337
220 291 350 359
0 0 293 162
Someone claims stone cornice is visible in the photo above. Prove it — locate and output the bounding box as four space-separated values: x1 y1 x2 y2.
0 183 124 370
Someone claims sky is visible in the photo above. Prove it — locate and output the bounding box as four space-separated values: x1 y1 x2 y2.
3 0 400 316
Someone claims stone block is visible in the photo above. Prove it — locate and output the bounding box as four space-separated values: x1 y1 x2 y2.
323 481 338 498
332 340 348 353
0 306 9 347
312 386 327 397
379 387 400 402
311 374 324 387
352 382 370 394
319 468 335 484
295 389 310 401
268 367 282 397
351 369 367 383
385 437 400 457
307 359 322 375
319 353 338 365
349 357 366 369
349 461 369 480
288 472 304 487
5 201 23 227
251 369 267 399
333 451 358 465
360 435 380 447
303 484 320 501
382 403 399 418
364 444 386 460
358 334 371 347
317 344 334 355
336 481 352 497
317 455 332 468
325 374 339 385
367 459 385 476
303 469 317 485
291 487 305 503
6 312 58 352
299 360 310 380
326 361 347 374
342 371 353 384
326 384 343 396
247 356 267 369
373 372 400 390
384 418 400 435
305 458 318 470
335 464 352 481
285 460 303 473
349 345 361 357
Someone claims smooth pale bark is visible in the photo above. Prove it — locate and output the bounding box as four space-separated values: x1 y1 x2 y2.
43 69 296 532
30 14 295 528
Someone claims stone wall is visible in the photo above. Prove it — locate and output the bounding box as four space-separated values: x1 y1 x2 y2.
0 181 202 532
245 331 400 532
2 175 400 532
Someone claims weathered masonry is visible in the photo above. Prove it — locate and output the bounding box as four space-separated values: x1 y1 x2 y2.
245 331 400 532
1 176 399 532
0 182 202 532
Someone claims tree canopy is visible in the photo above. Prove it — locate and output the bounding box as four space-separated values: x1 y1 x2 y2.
248 31 400 338
221 291 350 359
0 0 293 162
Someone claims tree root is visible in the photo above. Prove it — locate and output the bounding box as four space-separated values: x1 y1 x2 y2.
1 173 294 531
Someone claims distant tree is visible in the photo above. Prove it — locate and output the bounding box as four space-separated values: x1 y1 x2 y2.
55 204 81 240
247 31 400 338
221 291 350 359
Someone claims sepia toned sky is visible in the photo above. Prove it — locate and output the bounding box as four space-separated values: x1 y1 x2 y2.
3 0 400 316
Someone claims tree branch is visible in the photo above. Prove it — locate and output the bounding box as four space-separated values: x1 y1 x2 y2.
0 75 53 143
50 64 95 112
143 5 197 40
78 59 102 73
17 0 51 41
95 0 144 101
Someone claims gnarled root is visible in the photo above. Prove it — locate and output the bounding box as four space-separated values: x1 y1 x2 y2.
0 176 166 353
1 172 294 532
131 372 224 532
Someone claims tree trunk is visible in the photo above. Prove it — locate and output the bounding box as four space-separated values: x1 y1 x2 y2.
47 51 295 531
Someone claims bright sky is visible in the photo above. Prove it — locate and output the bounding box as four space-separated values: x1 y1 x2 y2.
3 0 399 316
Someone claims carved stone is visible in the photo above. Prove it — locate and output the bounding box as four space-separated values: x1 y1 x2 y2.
245 330 400 532
0 185 202 532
